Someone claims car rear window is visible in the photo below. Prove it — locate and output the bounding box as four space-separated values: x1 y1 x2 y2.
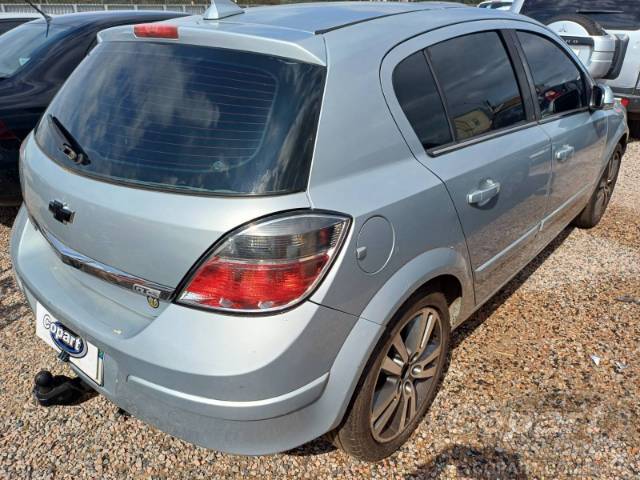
521 0 640 31
36 41 326 196
0 22 71 78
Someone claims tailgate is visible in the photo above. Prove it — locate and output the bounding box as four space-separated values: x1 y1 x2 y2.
21 135 310 291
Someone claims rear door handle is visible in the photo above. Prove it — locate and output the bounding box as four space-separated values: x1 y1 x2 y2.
555 145 575 163
467 179 501 206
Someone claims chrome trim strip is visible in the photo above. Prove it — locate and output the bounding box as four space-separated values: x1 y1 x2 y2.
475 223 539 275
31 217 174 301
539 184 590 232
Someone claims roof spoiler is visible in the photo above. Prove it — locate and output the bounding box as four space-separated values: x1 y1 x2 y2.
203 0 244 20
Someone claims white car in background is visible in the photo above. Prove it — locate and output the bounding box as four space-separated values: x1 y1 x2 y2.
512 0 639 136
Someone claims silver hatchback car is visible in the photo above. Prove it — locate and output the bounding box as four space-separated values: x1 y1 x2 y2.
11 1 627 461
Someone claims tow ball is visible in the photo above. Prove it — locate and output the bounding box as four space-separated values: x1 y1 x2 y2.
33 370 94 406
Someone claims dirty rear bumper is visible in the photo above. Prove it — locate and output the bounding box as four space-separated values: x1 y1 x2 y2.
11 207 383 454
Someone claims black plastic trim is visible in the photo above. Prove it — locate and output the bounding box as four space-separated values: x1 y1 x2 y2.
429 121 538 157
604 34 630 80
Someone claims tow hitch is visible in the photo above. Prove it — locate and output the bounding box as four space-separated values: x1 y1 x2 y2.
33 369 95 406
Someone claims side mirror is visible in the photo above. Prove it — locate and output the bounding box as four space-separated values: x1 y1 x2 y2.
591 84 615 110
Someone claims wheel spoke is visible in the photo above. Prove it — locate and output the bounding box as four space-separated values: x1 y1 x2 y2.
381 356 403 377
392 334 409 363
415 345 441 370
606 159 613 183
413 365 437 380
399 383 417 431
372 393 401 435
416 312 436 358
372 384 398 421
607 155 619 184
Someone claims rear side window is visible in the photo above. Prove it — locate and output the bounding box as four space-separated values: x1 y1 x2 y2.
521 0 640 31
392 52 452 150
36 41 326 196
517 31 586 118
427 31 526 141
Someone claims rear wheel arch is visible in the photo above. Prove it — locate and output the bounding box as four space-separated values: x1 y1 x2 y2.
406 274 463 327
358 247 473 329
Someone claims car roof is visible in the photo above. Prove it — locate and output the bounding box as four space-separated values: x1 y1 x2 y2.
99 2 534 66
25 10 187 29
224 1 463 34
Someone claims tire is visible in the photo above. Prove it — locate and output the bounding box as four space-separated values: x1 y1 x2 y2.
546 14 606 36
332 290 451 461
629 120 640 140
574 144 623 229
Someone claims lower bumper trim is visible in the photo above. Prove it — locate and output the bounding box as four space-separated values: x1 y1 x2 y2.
127 372 329 421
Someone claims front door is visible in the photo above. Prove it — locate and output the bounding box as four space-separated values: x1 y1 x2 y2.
515 30 608 243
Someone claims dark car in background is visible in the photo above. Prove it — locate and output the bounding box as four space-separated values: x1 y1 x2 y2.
0 10 187 205
0 13 40 36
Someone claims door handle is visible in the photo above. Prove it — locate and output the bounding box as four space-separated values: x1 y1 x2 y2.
555 145 575 163
467 179 501 206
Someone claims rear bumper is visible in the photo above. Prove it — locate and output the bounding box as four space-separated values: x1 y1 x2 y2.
11 207 383 454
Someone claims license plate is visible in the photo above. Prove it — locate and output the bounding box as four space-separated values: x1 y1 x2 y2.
35 303 103 385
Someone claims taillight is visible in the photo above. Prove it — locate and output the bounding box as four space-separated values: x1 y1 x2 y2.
620 97 630 108
133 24 179 39
177 212 350 313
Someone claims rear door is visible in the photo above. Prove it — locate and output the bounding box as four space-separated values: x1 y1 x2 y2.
514 29 607 244
382 24 552 303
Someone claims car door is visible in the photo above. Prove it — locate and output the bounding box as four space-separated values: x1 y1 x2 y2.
514 29 608 245
381 24 553 303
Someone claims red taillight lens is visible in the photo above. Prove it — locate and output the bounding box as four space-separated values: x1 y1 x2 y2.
177 213 350 313
620 97 630 108
133 24 179 39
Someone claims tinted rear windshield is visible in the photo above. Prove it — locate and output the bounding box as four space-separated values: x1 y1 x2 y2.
521 0 640 30
0 22 71 78
36 41 326 196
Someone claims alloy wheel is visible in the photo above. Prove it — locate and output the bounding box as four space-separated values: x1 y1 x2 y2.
594 150 621 220
370 307 443 443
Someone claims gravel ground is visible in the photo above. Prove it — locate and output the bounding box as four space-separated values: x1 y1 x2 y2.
0 142 639 479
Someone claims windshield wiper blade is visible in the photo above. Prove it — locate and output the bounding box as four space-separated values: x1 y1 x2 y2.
47 115 91 166
576 9 624 14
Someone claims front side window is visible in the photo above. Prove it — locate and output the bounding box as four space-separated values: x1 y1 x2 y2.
0 22 70 78
392 51 452 150
517 31 586 118
427 31 526 141
36 41 326 196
